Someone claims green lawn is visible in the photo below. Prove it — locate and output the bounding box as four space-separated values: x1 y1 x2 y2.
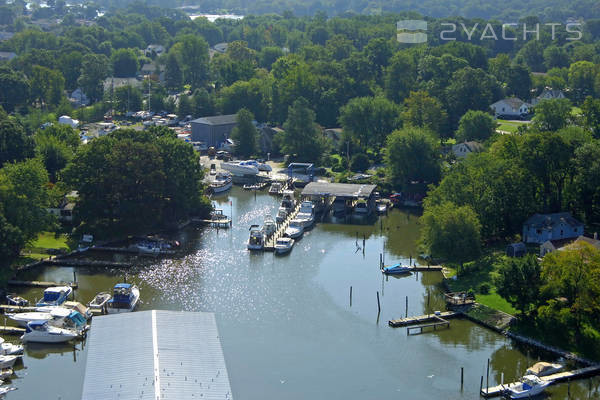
496 119 528 133
30 232 69 250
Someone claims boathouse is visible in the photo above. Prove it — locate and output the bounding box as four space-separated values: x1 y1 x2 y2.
190 114 237 148
81 310 233 400
301 182 377 214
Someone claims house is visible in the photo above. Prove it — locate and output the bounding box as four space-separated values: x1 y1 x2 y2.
190 114 237 147
58 115 79 128
258 125 283 153
522 212 584 244
144 44 165 58
506 242 527 257
0 32 14 41
47 198 76 223
213 43 228 53
490 98 531 118
452 141 483 159
139 62 165 82
69 88 90 107
539 235 600 256
530 89 565 106
0 52 16 62
324 128 343 147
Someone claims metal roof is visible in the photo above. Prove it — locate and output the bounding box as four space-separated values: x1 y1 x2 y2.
190 114 237 126
301 182 377 198
81 310 233 400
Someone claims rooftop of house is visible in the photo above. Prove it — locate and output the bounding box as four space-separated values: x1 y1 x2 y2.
191 114 237 126
524 212 583 229
494 97 529 109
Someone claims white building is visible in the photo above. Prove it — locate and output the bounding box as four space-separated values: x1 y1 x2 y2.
490 98 531 118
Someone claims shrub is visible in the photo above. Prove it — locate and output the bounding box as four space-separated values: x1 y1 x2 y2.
350 153 370 172
478 282 491 294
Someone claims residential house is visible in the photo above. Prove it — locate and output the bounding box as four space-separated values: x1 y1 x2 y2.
522 212 584 244
489 98 531 118
190 114 237 147
452 141 483 159
0 32 14 41
139 62 165 82
540 234 600 256
258 125 283 153
0 52 16 62
69 88 90 107
47 192 78 223
530 88 565 106
145 44 165 58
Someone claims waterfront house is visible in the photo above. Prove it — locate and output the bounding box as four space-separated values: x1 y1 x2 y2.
48 200 76 223
490 98 530 118
190 114 237 148
522 212 584 244
530 89 565 106
452 141 483 159
540 234 600 256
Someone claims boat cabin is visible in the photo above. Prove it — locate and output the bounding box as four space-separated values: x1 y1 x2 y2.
108 283 135 309
37 286 72 306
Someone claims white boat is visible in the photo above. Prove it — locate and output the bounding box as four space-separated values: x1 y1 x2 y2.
269 182 283 195
263 215 277 236
525 362 563 377
247 225 264 251
0 368 13 380
8 307 72 328
354 199 369 215
0 355 18 369
296 212 314 228
281 190 295 210
274 237 294 254
276 207 288 223
221 160 259 176
285 220 304 239
0 338 22 356
0 387 16 396
5 294 28 307
376 201 388 214
503 375 551 399
135 241 160 255
106 283 140 314
88 292 111 312
21 321 79 344
299 201 314 214
210 172 233 193
36 286 72 307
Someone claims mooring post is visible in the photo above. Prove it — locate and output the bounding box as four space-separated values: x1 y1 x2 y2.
405 296 408 318
460 367 464 389
379 253 382 268
486 358 490 395
479 376 483 394
376 291 381 314
350 286 352 307
363 235 365 248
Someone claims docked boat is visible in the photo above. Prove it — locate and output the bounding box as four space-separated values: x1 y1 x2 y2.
269 182 283 195
296 212 315 228
276 207 288 223
8 306 72 328
106 283 140 314
0 338 23 356
209 163 216 175
503 375 551 399
6 294 28 307
274 237 294 254
0 368 13 380
381 263 413 275
21 321 79 344
247 225 265 251
135 241 161 255
525 362 563 377
36 286 72 307
376 201 388 214
281 190 296 210
210 172 233 194
299 201 315 214
263 215 277 236
88 292 111 312
0 355 18 369
354 199 370 215
221 160 259 176
285 220 304 239
0 387 16 396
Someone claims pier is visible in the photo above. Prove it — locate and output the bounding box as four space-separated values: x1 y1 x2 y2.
7 279 78 288
407 316 451 335
0 325 26 335
264 202 301 251
481 364 600 397
43 259 133 268
90 246 175 255
388 311 458 327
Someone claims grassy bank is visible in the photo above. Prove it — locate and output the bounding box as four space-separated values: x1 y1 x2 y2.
14 231 71 267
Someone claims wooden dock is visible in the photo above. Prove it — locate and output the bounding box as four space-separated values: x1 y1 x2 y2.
388 311 458 327
407 316 451 335
0 304 38 312
0 326 26 335
7 280 78 288
44 259 132 268
264 202 302 251
482 364 600 397
412 265 443 272
90 246 175 255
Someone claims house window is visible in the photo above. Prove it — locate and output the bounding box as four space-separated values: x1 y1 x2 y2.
536 229 541 235
502 107 505 112
560 229 564 236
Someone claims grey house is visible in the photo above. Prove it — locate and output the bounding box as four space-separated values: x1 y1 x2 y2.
522 212 584 244
190 114 237 147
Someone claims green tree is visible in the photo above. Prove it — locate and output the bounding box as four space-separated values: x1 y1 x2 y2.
0 115 34 166
385 126 440 186
177 94 193 117
401 91 448 138
532 98 572 132
0 67 30 112
350 153 369 172
496 255 542 314
568 61 598 102
281 97 325 162
230 108 258 158
384 52 417 103
114 85 142 114
259 46 284 69
420 201 482 266
34 134 72 182
30 65 65 109
164 51 183 91
581 96 600 138
178 34 209 89
111 48 139 78
543 46 570 70
456 110 496 142
78 53 110 102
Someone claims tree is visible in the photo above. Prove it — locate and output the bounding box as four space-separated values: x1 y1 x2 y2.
0 67 30 112
516 40 545 72
350 153 369 172
114 85 142 113
177 94 193 117
384 52 417 103
281 97 325 162
230 109 257 158
111 48 139 78
385 127 440 186
420 201 481 266
30 65 65 109
506 64 532 100
401 91 448 138
568 61 598 102
496 255 542 314
164 51 183 91
456 110 496 142
218 79 270 122
532 98 572 132
178 35 209 89
543 46 570 70
581 96 600 138
259 46 284 69
192 88 214 117
34 134 72 182
0 115 34 166
78 53 110 102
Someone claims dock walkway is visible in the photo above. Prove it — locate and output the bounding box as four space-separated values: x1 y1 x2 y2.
482 364 600 397
388 311 458 327
264 202 302 251
44 259 132 268
7 280 78 288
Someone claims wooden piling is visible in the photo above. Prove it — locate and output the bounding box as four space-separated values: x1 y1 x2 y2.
461 367 464 389
350 286 352 307
486 358 490 395
376 291 381 314
480 376 483 393
405 296 408 318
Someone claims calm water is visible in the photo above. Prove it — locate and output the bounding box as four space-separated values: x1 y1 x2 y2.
7 188 600 399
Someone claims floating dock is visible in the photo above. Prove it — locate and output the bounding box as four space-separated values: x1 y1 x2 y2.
388 311 458 327
7 280 78 288
263 202 302 251
481 364 600 397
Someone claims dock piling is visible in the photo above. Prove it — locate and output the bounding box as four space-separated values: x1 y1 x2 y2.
350 286 352 307
405 296 408 318
480 376 483 393
486 358 490 396
376 291 381 314
461 367 464 389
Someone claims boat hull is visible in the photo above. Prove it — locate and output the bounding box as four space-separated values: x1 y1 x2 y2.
0 356 18 369
106 288 140 314
21 331 78 343
211 180 232 193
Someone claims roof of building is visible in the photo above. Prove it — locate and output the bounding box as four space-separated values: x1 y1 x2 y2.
538 89 564 99
567 235 600 250
453 141 483 153
524 212 583 229
301 182 377 198
492 97 529 110
191 114 237 126
542 238 576 249
81 310 232 400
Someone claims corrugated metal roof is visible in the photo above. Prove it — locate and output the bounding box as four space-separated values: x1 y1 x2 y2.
301 182 377 198
190 115 237 126
81 310 233 400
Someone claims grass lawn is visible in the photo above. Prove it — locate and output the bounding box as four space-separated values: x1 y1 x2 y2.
30 232 69 250
496 119 528 133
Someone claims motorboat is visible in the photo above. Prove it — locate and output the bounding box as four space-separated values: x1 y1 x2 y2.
36 286 72 307
0 368 13 380
269 182 283 195
299 201 314 214
274 237 294 254
236 159 271 172
281 190 295 210
221 160 259 176
285 220 304 239
0 387 16 396
247 225 265 251
135 241 161 256
210 172 233 194
525 362 563 377
296 212 315 228
354 199 369 215
276 207 288 223
376 201 388 214
381 263 413 275
107 283 140 314
0 338 23 356
88 292 111 313
263 215 277 237
61 301 93 320
503 375 551 399
8 307 71 328
209 163 217 175
21 321 79 344
0 355 18 369
6 294 28 307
